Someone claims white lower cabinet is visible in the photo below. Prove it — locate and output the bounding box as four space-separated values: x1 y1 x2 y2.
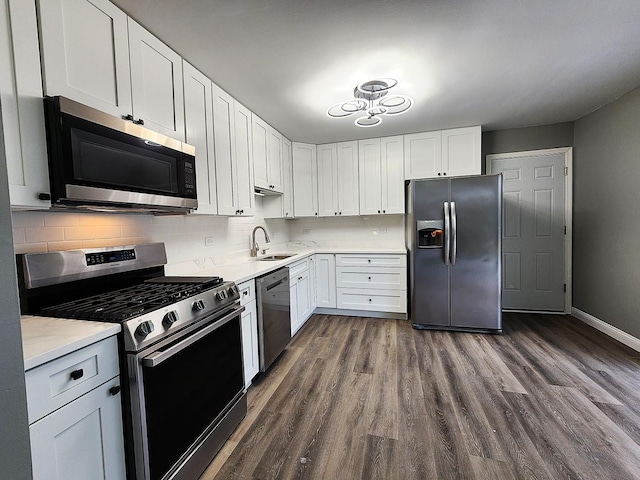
238 279 259 388
289 258 312 335
335 254 407 315
26 336 125 480
315 254 336 308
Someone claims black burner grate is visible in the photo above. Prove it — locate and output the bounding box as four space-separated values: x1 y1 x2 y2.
41 277 222 322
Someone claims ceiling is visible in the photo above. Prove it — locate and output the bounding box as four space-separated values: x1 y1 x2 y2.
112 0 640 144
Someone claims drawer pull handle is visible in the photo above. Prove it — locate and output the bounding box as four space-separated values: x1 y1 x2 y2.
70 369 84 380
368 299 372 302
368 277 372 280
109 385 121 396
243 291 248 296
368 259 371 263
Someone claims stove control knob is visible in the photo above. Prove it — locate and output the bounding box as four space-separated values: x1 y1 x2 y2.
227 285 237 296
193 299 206 312
215 290 227 301
163 310 178 327
135 320 155 338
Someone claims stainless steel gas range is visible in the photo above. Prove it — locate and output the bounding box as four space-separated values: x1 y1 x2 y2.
17 243 246 480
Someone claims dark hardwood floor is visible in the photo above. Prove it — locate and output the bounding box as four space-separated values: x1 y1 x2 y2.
201 313 640 479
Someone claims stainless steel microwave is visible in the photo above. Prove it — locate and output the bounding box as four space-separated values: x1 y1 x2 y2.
43 96 198 214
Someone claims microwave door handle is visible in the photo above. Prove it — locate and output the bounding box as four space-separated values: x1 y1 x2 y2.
141 305 244 367
450 201 457 265
444 202 450 266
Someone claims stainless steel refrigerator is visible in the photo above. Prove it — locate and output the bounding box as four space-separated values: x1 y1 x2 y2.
406 174 502 333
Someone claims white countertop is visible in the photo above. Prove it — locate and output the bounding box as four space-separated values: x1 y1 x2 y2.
21 316 121 371
184 247 407 284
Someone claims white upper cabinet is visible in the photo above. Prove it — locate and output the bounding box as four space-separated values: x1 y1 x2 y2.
336 141 360 216
359 136 404 215
38 0 132 119
404 126 480 179
212 85 254 216
252 113 283 193
128 18 185 140
281 137 294 217
441 126 481 177
380 136 404 214
358 138 382 215
267 127 283 192
251 114 269 189
316 143 337 217
292 142 318 217
183 61 216 215
212 85 237 216
317 141 359 217
234 102 255 216
1 0 50 208
38 0 185 140
404 130 442 179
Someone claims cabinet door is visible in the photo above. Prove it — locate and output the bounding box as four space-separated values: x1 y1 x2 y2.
128 18 185 140
289 277 300 335
241 300 259 388
292 142 318 217
403 131 442 179
251 114 269 190
212 85 237 215
234 102 255 216
183 61 216 215
30 378 126 480
317 143 337 217
297 270 311 322
315 254 336 308
267 127 283 192
381 136 405 214
281 137 294 217
308 255 317 311
441 126 481 177
1 0 50 208
37 0 132 119
358 138 382 215
336 141 359 216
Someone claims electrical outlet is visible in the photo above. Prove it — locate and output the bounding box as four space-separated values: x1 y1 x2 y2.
205 236 214 246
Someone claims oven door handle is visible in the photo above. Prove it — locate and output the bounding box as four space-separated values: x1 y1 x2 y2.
141 305 244 368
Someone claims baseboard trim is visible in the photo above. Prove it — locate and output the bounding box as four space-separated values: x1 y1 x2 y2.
571 307 640 353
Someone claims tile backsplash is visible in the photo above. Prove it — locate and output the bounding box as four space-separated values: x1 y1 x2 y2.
11 198 289 268
12 199 406 269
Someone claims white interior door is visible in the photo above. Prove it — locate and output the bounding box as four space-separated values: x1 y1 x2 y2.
487 148 572 313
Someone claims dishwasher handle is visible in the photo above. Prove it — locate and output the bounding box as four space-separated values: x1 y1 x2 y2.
266 276 288 291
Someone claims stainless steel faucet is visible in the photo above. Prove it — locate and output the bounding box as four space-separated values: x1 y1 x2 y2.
251 225 271 257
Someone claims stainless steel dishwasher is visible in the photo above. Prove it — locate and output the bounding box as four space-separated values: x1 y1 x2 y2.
256 267 291 372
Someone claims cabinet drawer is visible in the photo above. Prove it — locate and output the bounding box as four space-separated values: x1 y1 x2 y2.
335 254 406 267
336 266 407 291
237 279 256 306
25 336 119 423
336 288 407 313
288 257 309 278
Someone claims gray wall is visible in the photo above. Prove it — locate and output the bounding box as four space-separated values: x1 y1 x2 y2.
573 86 640 339
0 135 32 476
482 122 574 171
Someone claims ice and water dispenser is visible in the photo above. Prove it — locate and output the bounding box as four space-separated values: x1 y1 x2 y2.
416 220 444 248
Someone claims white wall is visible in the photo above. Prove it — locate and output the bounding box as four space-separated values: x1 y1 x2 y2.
12 197 289 268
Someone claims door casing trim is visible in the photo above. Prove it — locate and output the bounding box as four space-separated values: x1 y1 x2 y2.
486 147 573 314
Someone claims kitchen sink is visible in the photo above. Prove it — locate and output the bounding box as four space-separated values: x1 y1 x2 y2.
257 254 296 261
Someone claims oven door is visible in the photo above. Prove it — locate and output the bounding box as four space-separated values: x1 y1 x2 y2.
128 304 245 480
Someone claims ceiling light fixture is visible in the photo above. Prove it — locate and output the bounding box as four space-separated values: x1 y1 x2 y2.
326 78 413 127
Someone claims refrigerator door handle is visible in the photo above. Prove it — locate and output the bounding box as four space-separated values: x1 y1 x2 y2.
444 202 450 265
450 201 457 265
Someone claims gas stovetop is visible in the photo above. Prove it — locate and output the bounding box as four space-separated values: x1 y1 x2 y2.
17 244 241 352
42 276 223 321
